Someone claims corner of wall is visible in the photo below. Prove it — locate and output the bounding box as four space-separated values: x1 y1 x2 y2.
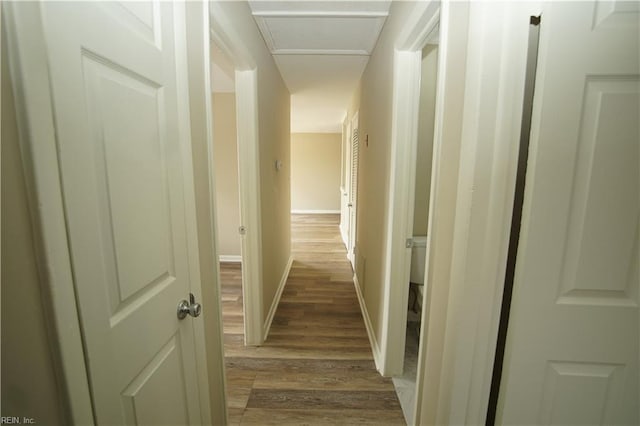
262 254 293 339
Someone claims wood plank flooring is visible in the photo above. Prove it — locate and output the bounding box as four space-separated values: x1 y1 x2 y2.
221 214 405 425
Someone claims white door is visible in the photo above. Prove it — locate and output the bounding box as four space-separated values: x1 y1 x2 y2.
498 2 639 424
348 112 360 268
30 2 208 423
340 119 350 246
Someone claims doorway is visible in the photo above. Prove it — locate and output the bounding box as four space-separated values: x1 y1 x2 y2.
209 4 264 346
391 40 439 425
209 39 248 413
346 112 360 268
211 42 242 266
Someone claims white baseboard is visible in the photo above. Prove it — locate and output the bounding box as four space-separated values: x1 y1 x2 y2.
353 273 383 373
219 255 242 263
263 254 294 339
291 209 341 214
340 226 348 248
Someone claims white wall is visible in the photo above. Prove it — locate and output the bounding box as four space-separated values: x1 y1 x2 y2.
291 133 342 212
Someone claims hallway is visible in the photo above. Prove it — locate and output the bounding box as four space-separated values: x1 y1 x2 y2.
221 214 405 425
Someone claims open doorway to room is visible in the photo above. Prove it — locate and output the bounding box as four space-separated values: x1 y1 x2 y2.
346 113 359 269
210 42 242 268
391 33 440 425
209 40 248 414
209 38 243 336
211 46 242 264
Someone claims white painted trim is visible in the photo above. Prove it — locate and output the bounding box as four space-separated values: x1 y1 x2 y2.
380 49 423 378
252 11 389 18
431 4 539 424
272 49 370 56
353 274 383 372
209 3 255 70
4 3 94 423
340 119 350 249
185 1 229 423
252 13 386 56
219 255 242 263
379 1 441 378
347 112 359 269
252 16 277 55
396 2 441 51
340 227 349 249
235 69 264 346
263 255 294 339
414 3 469 423
175 2 213 423
210 5 264 346
291 209 341 215
403 3 541 426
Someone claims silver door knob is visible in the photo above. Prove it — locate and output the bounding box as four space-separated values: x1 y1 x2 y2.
177 293 202 320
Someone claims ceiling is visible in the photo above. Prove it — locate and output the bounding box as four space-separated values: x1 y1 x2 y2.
247 1 391 133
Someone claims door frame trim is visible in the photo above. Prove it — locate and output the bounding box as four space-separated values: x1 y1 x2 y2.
341 116 353 249
411 3 542 425
235 69 264 345
4 3 95 423
347 111 359 268
380 0 440 377
209 3 264 345
183 1 224 423
485 15 541 424
381 1 544 424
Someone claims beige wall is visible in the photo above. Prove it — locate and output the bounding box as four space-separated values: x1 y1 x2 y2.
345 1 429 345
346 6 471 421
413 44 438 236
214 1 291 322
1 26 66 424
212 92 241 257
291 133 342 212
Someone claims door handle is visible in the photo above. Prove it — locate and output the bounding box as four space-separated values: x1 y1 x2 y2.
348 203 353 207
177 293 202 319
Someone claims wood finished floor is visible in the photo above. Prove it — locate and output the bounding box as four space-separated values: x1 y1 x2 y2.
221 214 405 425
